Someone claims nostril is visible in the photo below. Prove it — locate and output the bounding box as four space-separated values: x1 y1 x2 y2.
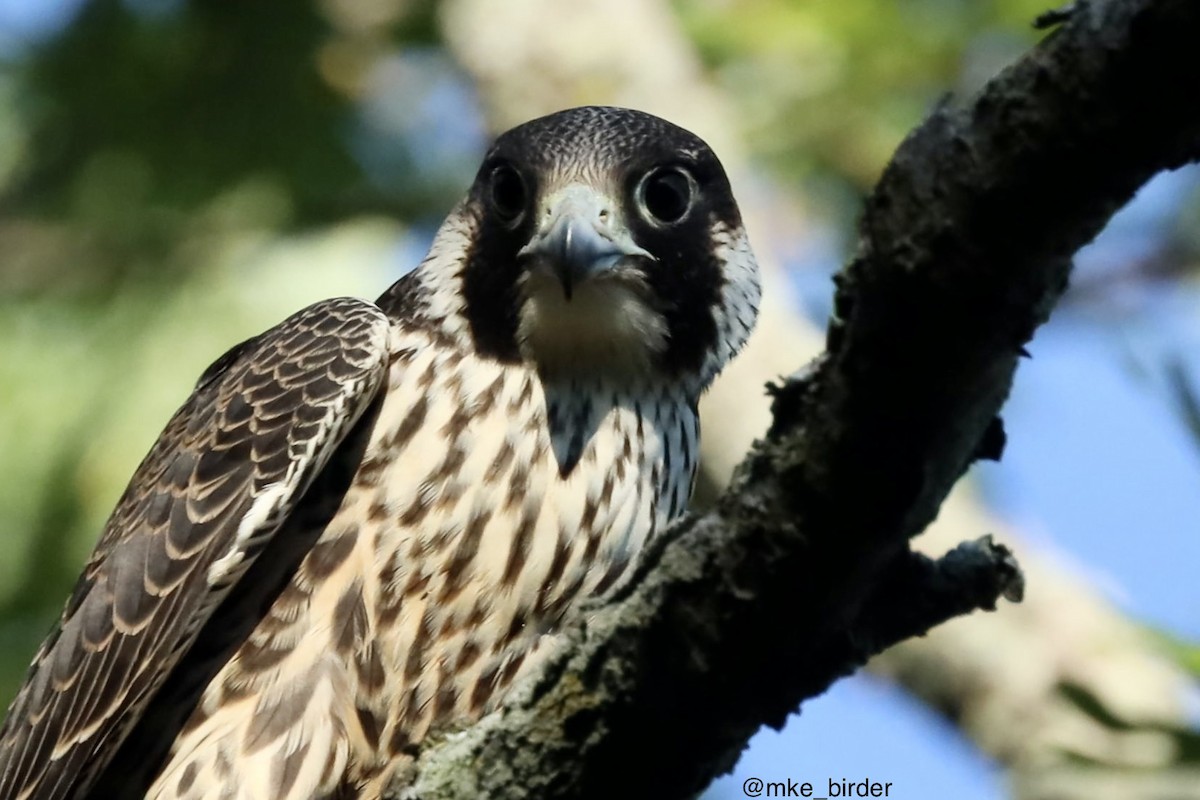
598 209 610 223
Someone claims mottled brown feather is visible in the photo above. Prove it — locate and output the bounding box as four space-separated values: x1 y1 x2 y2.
0 298 392 800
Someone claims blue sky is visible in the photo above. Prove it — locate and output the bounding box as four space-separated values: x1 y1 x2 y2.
990 165 1200 640
0 0 84 53
706 675 1004 799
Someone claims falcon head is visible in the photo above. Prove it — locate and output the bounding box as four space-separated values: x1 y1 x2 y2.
412 106 760 390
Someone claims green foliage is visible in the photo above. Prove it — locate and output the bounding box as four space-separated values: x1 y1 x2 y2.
676 0 1043 191
15 0 356 224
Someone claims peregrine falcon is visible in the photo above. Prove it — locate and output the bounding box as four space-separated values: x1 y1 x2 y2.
0 106 761 800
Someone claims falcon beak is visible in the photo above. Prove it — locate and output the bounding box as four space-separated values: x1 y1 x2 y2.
518 184 653 300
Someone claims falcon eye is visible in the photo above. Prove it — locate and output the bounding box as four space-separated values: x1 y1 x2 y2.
488 164 528 224
636 166 696 226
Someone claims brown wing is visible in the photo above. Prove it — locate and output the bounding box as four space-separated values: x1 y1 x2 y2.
0 297 392 800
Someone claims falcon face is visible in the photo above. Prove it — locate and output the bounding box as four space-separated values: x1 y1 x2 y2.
0 107 759 800
448 106 758 385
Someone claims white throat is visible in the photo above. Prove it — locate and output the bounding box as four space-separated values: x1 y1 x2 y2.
516 269 668 378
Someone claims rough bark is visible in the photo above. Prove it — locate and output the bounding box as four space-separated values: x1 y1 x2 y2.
398 1 1200 797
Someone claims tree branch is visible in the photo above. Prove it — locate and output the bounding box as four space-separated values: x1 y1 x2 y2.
402 1 1200 797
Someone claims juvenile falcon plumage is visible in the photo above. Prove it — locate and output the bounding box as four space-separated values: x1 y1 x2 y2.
0 106 760 800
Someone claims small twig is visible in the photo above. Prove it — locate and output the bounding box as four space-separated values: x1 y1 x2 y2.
1034 2 1083 30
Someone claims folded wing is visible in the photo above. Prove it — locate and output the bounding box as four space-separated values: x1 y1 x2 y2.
0 297 392 800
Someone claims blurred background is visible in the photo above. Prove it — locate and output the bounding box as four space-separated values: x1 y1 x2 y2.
0 1 1197 798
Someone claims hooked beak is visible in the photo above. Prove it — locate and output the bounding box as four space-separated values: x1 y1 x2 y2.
518 184 653 300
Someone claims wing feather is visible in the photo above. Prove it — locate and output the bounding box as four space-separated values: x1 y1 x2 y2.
0 297 392 800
